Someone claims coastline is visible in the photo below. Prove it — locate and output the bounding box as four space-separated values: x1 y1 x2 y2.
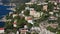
0 3 16 28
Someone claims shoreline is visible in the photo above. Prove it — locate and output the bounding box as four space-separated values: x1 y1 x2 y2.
0 3 16 22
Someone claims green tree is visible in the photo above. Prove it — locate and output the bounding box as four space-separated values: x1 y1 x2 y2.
45 0 50 2
16 16 27 28
24 10 30 16
15 4 26 13
48 2 54 11
47 26 57 33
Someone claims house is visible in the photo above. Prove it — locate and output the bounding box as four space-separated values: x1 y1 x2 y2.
25 7 30 10
49 16 57 20
54 2 57 5
53 0 60 3
31 0 37 3
43 5 48 11
0 28 4 34
31 0 35 2
11 8 16 11
25 16 33 24
21 11 24 14
37 2 48 5
56 13 59 17
12 14 17 18
49 12 54 15
25 2 33 5
24 25 28 29
7 19 12 22
30 8 36 16
13 20 17 27
30 8 41 18
49 23 58 28
9 12 13 16
33 12 40 18
9 12 13 15
25 16 32 20
53 10 59 12
19 13 25 17
16 31 19 34
13 23 17 27
19 28 28 34
30 8 35 11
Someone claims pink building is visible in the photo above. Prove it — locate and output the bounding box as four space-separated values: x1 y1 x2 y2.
31 0 37 3
51 0 60 3
53 0 60 3
58 0 60 3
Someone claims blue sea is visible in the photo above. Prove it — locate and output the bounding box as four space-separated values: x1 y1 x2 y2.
0 22 5 27
0 0 16 27
0 5 11 18
0 5 12 27
0 3 15 27
0 0 11 18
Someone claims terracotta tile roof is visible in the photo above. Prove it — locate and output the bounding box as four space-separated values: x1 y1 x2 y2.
13 22 16 24
27 17 32 20
0 28 4 30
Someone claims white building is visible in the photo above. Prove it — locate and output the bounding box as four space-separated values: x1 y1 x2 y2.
12 14 17 18
25 7 30 10
16 31 19 34
25 16 33 24
25 2 33 5
49 16 57 20
21 11 24 14
13 20 17 27
54 2 57 5
43 5 48 11
0 28 4 34
24 25 28 29
31 0 37 3
49 12 54 15
33 12 40 18
30 8 36 16
9 12 13 16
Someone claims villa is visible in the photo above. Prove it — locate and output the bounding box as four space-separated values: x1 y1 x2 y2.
0 28 4 34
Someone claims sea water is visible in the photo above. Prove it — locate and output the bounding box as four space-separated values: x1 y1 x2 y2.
0 5 12 27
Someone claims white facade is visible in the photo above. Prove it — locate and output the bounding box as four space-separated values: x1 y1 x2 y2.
49 12 54 15
16 31 19 34
30 8 36 16
13 14 17 18
0 28 4 34
27 20 33 24
43 5 48 11
24 25 28 28
25 2 33 5
31 0 37 3
33 12 40 18
25 7 30 10
21 11 24 14
13 24 17 27
13 20 17 27
14 20 17 23
0 30 4 33
54 2 57 5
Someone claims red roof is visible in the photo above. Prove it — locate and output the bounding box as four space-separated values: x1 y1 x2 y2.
27 17 32 20
0 28 4 30
13 22 16 24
